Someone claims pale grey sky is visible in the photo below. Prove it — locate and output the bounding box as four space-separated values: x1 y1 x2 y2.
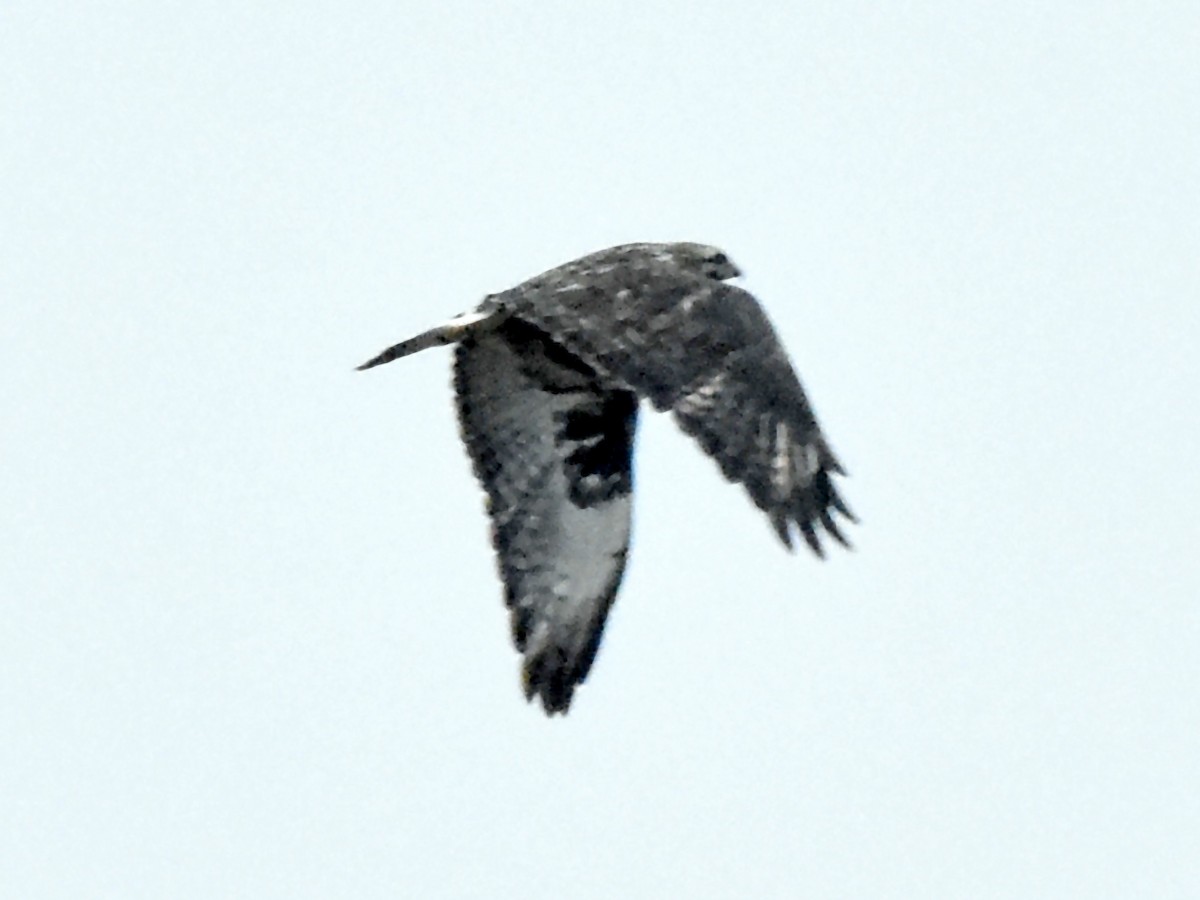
3 1 1198 897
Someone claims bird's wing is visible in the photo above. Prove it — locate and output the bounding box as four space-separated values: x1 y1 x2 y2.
454 318 638 714
495 273 854 554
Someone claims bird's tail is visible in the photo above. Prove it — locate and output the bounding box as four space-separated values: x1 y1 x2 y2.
356 309 503 371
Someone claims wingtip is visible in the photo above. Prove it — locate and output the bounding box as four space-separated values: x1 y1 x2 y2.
819 508 851 548
799 520 825 558
522 653 578 716
526 693 571 717
834 496 859 524
770 513 794 550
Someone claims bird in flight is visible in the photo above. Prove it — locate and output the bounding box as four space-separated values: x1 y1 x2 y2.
358 242 854 714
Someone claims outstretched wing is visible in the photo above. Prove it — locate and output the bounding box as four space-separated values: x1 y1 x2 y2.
494 269 854 554
454 318 639 714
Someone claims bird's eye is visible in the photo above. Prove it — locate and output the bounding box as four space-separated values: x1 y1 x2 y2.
709 252 728 266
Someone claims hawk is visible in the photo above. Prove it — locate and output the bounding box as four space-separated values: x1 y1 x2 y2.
358 242 854 714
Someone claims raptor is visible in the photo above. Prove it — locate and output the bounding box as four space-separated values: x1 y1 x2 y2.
358 242 854 713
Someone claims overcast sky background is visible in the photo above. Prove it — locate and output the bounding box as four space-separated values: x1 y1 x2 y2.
3 2 1198 897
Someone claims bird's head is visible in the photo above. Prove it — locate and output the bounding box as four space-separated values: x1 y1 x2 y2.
667 242 742 281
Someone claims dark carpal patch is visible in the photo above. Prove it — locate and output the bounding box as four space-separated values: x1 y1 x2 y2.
557 391 638 507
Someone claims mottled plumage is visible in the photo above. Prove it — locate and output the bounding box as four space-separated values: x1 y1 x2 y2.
358 242 854 713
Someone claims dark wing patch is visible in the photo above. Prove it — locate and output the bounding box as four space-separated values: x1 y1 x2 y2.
495 275 854 554
454 319 638 713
